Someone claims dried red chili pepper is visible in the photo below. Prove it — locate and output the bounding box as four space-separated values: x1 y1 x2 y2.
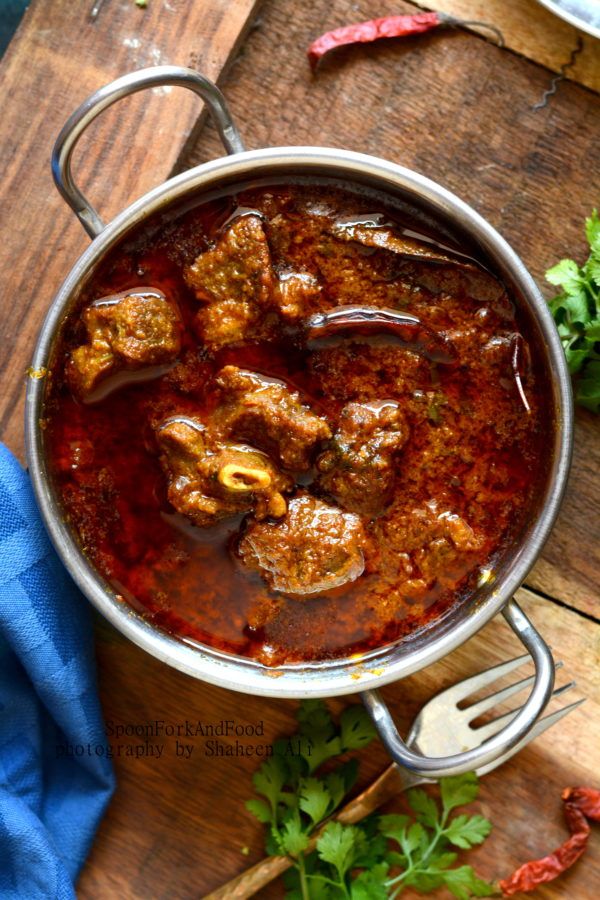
308 13 441 69
307 13 504 70
500 787 600 895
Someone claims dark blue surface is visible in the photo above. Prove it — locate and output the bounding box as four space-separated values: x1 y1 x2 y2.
0 444 115 898
0 1 28 56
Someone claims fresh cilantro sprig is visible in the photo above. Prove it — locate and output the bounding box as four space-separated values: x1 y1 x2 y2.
546 209 600 411
247 701 497 899
246 700 375 863
381 773 495 899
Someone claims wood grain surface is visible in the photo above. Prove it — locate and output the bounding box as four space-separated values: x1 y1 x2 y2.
0 0 598 897
79 588 599 899
411 0 600 92
0 0 261 458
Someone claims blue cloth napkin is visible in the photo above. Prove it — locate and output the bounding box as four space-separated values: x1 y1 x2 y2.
0 2 28 56
0 444 115 899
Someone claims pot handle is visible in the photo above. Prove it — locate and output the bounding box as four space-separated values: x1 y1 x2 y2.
51 65 245 240
361 599 555 778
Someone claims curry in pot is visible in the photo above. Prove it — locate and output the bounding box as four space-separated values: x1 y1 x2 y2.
45 181 549 665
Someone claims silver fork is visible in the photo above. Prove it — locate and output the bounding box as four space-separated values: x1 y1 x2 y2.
204 655 583 900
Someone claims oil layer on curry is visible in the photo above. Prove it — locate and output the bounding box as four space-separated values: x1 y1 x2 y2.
45 181 549 665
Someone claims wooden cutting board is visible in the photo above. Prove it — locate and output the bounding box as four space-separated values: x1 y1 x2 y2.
0 0 261 458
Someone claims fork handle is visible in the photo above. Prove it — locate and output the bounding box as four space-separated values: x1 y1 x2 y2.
361 599 555 778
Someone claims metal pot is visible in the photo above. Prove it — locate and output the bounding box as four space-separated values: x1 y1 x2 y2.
25 66 573 778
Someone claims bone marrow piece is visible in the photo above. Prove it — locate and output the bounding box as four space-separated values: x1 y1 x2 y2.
238 494 365 596
67 289 182 400
157 417 292 527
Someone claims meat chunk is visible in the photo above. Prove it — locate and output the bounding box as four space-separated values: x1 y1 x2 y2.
373 499 485 597
275 270 321 320
184 214 274 348
317 401 409 516
215 366 331 471
157 417 292 527
238 494 365 595
67 290 181 400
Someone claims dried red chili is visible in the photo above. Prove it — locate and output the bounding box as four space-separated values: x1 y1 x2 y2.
307 13 504 70
307 13 442 70
500 787 600 895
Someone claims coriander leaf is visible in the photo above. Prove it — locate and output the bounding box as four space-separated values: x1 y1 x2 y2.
546 258 581 292
404 870 446 891
385 850 407 868
430 850 459 869
245 798 271 824
576 360 600 411
440 772 480 814
299 777 332 825
283 854 336 898
404 821 426 856
407 787 439 828
317 821 364 882
297 699 335 737
324 758 358 811
585 255 600 288
552 286 590 325
445 813 492 849
297 700 341 772
298 878 335 900
584 319 600 340
441 865 498 899
350 863 389 899
278 815 310 857
339 704 377 750
353 830 388 868
585 209 600 255
377 813 411 842
546 211 600 413
565 341 595 374
275 734 316 781
252 755 287 820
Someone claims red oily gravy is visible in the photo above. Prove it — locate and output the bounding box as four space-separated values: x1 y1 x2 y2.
44 181 551 666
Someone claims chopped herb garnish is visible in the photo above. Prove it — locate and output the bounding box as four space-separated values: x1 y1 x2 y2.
247 700 497 898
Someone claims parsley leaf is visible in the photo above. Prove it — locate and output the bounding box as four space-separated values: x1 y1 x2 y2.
350 864 390 899
278 813 310 858
576 361 600 410
252 755 287 822
245 797 271 824
297 699 342 772
586 209 600 252
317 821 366 882
406 787 439 828
299 777 332 825
445 813 493 849
441 771 480 814
442 865 498 899
246 702 497 899
339 704 377 750
378 813 411 842
547 210 600 411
